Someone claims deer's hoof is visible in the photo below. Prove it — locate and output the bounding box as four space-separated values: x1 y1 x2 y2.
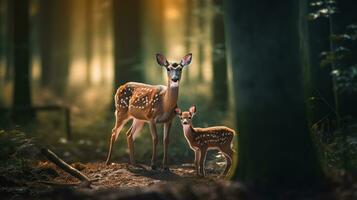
162 167 171 173
151 165 158 170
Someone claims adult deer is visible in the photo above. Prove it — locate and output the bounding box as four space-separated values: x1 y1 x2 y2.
105 53 192 170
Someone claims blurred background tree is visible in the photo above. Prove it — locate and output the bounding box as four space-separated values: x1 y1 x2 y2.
224 0 322 190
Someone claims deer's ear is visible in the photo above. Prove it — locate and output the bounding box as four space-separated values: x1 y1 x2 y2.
174 107 182 115
189 105 196 115
180 53 192 66
156 53 168 67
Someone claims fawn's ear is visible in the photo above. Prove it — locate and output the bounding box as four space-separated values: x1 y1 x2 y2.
174 107 182 115
156 53 169 67
189 105 196 115
180 53 192 66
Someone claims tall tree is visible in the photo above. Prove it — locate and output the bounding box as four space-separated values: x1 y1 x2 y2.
211 0 228 111
113 0 143 88
0 0 6 68
5 0 13 81
38 0 52 86
184 0 193 83
223 0 322 190
196 0 205 81
85 0 93 84
12 0 32 119
39 0 71 94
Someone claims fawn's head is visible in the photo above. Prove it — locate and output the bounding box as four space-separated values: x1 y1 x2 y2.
175 105 196 125
156 53 192 88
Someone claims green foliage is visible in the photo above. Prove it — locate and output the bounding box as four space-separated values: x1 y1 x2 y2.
312 121 357 171
310 0 357 93
308 0 337 20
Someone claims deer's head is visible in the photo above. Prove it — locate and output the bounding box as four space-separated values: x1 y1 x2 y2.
156 53 192 88
175 105 196 126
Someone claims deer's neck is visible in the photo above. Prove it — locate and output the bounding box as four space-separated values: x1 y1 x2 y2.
183 124 196 142
163 83 179 112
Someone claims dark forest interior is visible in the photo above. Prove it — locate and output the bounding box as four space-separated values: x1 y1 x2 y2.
0 0 357 199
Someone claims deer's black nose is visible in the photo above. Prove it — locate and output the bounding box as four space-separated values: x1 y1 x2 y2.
171 77 179 82
183 121 188 125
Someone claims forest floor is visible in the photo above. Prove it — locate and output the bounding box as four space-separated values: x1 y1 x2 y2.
42 162 221 189
1 159 357 200
5 161 253 200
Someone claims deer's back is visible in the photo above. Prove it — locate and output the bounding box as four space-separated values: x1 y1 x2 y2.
193 126 235 148
115 82 167 120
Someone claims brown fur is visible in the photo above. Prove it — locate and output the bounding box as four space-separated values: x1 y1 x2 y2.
105 53 192 169
176 108 236 177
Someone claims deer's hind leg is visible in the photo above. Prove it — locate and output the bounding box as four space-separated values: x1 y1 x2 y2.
126 119 145 165
220 146 234 176
105 110 129 165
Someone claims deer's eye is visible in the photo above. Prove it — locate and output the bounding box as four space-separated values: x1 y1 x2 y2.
167 68 171 72
188 117 191 119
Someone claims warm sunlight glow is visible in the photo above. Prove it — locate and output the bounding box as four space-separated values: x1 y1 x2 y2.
31 56 41 80
165 7 180 20
69 59 87 85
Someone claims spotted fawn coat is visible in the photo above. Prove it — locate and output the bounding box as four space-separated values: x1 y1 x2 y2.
176 106 235 177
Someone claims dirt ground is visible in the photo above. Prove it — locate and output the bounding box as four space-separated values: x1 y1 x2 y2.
2 160 357 200
46 162 221 189
28 162 242 200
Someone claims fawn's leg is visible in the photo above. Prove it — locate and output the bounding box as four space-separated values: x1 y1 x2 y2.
105 110 128 165
194 149 200 176
126 119 145 165
149 122 159 169
162 121 172 170
221 147 233 176
199 147 207 176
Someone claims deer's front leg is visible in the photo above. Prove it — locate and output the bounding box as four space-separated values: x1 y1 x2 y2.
194 149 200 176
162 121 172 170
149 122 158 170
199 147 207 177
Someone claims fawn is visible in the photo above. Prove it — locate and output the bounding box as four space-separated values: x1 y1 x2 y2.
105 53 192 171
175 106 235 176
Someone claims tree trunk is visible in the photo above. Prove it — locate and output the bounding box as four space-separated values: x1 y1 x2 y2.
223 0 322 189
51 0 71 95
113 0 143 88
184 0 193 83
211 0 228 111
38 0 52 86
5 0 13 81
85 0 93 85
0 0 6 69
39 0 71 95
12 0 32 121
197 0 205 81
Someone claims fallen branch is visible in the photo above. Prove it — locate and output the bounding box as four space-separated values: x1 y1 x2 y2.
40 148 91 187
